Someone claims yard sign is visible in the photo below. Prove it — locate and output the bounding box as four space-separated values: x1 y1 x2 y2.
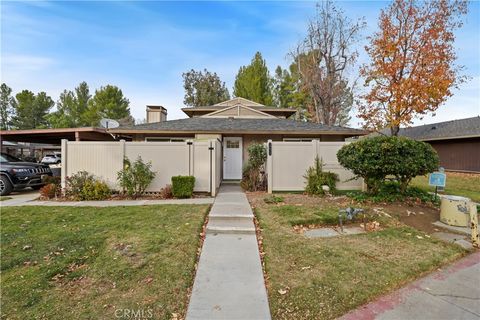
429 172 446 187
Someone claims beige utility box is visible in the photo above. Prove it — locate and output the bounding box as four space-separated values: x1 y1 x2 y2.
440 195 472 227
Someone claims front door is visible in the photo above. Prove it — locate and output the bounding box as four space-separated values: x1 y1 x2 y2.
223 137 242 180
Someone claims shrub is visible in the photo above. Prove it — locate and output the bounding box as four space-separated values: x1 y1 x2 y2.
347 181 439 204
241 143 267 191
117 157 156 199
337 136 439 194
81 180 112 200
65 171 111 201
264 195 284 204
304 156 339 195
160 184 173 199
39 183 61 199
65 171 94 199
171 176 195 198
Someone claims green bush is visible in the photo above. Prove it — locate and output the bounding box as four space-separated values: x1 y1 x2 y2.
65 171 111 201
117 156 156 199
241 143 267 191
304 156 339 195
171 176 195 198
264 195 284 204
81 180 112 200
337 136 439 194
347 181 439 205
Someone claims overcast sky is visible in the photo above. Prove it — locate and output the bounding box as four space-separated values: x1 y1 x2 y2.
2 1 479 128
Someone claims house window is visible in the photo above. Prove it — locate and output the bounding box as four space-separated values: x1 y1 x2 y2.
226 140 240 148
145 137 188 142
283 138 314 142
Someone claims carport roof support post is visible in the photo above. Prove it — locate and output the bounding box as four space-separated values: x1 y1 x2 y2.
61 139 67 190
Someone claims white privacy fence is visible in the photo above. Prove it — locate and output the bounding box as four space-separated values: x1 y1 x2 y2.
61 139 222 196
266 140 363 193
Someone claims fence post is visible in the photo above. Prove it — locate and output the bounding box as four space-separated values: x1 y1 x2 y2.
187 140 194 176
267 140 273 194
313 139 320 161
61 139 67 190
209 140 216 197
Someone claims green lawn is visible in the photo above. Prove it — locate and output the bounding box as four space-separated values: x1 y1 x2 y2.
0 196 12 201
252 196 466 320
0 204 209 320
411 172 480 202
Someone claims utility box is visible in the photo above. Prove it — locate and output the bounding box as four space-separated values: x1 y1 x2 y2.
440 195 472 227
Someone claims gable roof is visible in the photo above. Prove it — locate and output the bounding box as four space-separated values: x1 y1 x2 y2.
110 117 368 136
202 105 275 119
181 97 297 118
381 117 480 141
214 97 264 107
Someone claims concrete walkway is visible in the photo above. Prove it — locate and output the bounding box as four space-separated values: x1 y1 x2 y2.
340 251 480 320
1 195 213 207
186 184 271 320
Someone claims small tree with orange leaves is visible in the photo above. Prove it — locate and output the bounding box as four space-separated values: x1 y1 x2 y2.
359 0 468 136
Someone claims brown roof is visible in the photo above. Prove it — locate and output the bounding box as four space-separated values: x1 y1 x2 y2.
111 117 368 136
0 127 115 144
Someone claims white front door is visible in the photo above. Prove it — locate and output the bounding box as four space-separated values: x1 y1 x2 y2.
223 137 243 180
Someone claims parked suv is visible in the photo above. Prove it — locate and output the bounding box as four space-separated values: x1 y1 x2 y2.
0 153 52 196
41 153 61 164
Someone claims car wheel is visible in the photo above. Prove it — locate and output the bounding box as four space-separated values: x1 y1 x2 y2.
0 176 13 196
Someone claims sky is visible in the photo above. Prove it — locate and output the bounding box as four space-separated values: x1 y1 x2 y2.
1 0 479 128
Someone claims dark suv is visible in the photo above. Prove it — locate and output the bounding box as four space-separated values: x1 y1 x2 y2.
0 153 52 196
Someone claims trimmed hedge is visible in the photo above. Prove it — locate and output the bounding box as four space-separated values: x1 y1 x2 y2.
171 175 196 198
337 136 439 194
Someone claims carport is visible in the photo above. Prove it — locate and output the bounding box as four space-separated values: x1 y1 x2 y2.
0 127 120 160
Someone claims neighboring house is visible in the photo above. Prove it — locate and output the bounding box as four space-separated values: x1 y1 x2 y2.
383 117 480 173
110 97 367 180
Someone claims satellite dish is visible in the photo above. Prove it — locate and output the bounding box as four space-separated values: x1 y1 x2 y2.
99 118 120 129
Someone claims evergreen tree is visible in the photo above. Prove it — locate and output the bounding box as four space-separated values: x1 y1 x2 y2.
85 85 130 126
47 82 92 128
12 90 53 129
233 52 274 105
0 83 16 130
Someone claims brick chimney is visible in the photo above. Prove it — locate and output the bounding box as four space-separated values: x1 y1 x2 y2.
146 105 167 123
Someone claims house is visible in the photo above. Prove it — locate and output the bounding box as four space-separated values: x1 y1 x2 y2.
109 97 367 180
386 117 480 173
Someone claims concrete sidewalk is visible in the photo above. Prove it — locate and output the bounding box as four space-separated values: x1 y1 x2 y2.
186 184 271 320
1 196 213 207
340 251 480 320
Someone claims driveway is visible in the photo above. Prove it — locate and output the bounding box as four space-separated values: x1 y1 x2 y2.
1 189 39 206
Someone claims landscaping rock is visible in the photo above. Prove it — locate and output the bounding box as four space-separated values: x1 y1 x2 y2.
338 226 366 235
304 228 339 238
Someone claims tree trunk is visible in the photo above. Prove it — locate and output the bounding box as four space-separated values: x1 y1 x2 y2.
390 125 400 136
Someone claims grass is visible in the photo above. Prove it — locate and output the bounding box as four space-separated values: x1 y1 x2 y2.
411 172 480 202
0 196 12 201
0 204 210 320
255 202 466 320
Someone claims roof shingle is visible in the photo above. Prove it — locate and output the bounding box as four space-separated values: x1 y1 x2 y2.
113 117 366 135
382 117 480 141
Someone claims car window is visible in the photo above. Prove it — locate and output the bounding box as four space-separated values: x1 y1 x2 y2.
45 154 55 157
0 153 21 162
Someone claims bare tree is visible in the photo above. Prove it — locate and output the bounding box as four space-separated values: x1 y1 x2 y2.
292 1 365 126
